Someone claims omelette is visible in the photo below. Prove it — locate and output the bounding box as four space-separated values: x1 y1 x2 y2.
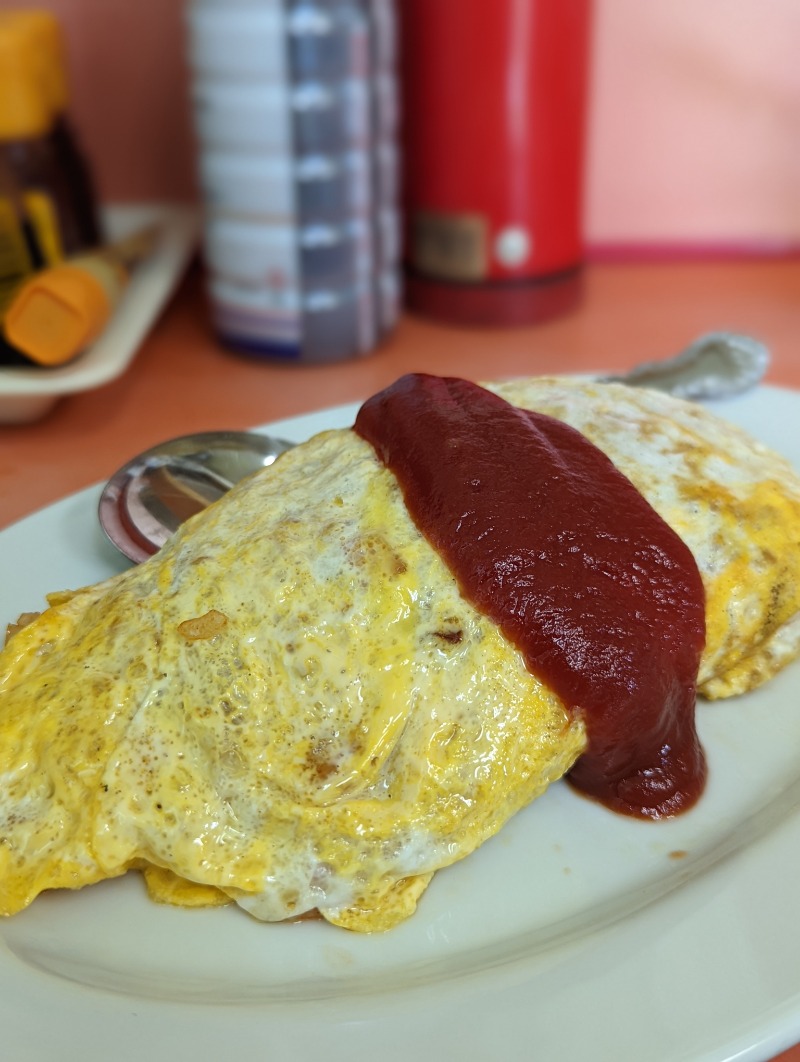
2 375 800 931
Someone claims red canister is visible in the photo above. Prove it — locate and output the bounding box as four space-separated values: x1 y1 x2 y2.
400 0 592 326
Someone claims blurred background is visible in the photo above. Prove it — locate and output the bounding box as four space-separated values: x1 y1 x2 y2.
7 0 798 255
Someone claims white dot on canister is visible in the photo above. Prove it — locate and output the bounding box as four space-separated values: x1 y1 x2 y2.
494 226 531 267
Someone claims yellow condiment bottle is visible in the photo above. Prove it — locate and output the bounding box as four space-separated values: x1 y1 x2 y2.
0 157 38 313
4 227 157 366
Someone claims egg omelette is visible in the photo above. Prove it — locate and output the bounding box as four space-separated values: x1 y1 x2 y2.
2 376 800 931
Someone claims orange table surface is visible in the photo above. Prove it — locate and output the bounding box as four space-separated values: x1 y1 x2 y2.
2 257 800 1061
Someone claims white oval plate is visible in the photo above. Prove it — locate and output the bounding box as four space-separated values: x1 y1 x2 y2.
1 386 800 1062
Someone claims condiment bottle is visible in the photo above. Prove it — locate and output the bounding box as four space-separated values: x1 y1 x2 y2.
0 154 43 317
400 0 592 327
17 9 102 250
0 9 100 281
4 226 156 367
186 0 401 364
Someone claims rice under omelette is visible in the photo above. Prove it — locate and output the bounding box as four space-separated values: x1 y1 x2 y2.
1 376 800 931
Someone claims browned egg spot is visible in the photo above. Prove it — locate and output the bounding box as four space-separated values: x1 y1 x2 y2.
5 612 41 643
177 609 228 641
433 628 464 645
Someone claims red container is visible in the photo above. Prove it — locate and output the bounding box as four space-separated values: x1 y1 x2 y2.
400 0 592 326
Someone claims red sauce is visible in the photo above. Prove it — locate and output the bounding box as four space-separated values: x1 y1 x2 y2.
354 374 707 819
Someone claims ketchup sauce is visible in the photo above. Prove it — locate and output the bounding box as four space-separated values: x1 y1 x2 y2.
355 374 707 818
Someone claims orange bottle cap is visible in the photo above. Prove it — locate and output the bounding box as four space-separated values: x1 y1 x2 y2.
4 262 114 365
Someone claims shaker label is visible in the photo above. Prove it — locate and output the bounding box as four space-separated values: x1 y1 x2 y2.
410 211 487 281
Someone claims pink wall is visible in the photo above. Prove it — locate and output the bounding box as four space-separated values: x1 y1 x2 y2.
586 0 800 251
10 0 800 251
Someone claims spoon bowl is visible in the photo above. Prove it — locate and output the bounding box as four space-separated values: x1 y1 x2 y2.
98 430 295 563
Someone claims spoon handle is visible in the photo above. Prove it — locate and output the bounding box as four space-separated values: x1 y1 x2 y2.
601 332 769 401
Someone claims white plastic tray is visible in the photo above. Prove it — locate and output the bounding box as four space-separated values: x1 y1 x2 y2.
0 204 199 424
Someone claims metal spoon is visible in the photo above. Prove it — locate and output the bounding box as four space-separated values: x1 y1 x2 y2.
600 330 769 400
98 430 295 563
98 331 769 563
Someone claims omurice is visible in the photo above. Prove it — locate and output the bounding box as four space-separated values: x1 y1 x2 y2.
1 374 799 932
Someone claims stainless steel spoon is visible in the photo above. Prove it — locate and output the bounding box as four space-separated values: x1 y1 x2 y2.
98 331 769 563
601 330 769 400
98 430 295 563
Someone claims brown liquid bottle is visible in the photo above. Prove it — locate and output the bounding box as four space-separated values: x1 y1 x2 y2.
0 23 56 324
0 9 101 275
22 9 102 250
